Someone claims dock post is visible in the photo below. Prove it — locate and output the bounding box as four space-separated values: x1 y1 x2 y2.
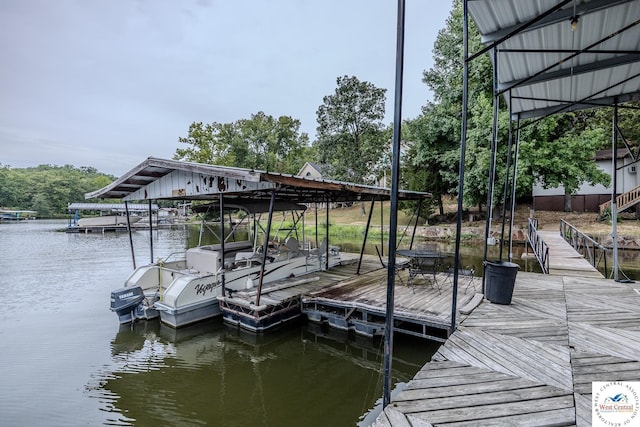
382 0 406 408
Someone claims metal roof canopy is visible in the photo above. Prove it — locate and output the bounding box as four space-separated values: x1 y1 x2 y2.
85 157 431 203
468 0 640 120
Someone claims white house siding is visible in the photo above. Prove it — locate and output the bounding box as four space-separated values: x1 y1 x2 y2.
533 154 639 212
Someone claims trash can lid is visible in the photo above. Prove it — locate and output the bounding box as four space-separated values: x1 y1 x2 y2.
484 260 520 269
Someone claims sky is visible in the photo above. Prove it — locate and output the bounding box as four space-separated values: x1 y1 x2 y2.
1 0 453 177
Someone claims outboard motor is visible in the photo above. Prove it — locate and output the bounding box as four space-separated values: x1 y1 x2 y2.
110 287 145 324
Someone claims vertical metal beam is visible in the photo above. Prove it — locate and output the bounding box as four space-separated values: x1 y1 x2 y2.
256 190 276 306
451 0 470 334
325 196 330 270
612 101 619 281
508 114 521 262
499 90 514 261
380 198 384 256
125 201 136 269
409 200 423 250
482 47 500 293
357 198 376 275
383 0 405 408
148 199 154 263
220 195 226 295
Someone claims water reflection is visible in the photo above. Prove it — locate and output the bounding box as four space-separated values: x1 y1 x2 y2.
96 320 437 427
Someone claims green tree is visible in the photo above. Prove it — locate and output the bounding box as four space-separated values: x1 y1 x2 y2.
519 115 610 211
314 75 387 184
407 0 496 213
0 165 116 217
174 112 310 174
411 0 621 215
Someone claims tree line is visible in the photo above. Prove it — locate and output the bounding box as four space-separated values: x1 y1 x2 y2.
4 1 639 218
0 165 114 217
174 0 639 216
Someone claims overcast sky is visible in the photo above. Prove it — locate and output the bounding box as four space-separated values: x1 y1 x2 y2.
1 0 452 176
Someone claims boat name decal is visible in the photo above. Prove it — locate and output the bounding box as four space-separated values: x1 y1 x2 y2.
119 291 134 299
195 282 217 296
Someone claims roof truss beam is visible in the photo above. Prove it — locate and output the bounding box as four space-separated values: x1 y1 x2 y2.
481 0 637 44
498 18 640 96
515 90 640 121
498 53 640 92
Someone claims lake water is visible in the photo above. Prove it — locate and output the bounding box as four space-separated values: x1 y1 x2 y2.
0 220 439 427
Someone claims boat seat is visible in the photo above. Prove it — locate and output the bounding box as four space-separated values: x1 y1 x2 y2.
235 252 255 262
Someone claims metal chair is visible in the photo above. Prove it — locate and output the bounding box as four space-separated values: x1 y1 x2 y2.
407 254 443 292
375 246 410 287
442 254 477 293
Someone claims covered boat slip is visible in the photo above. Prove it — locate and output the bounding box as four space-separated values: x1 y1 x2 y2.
369 0 640 420
88 157 431 331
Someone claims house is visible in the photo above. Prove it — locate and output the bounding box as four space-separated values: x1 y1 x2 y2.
533 149 639 212
297 162 326 180
297 161 388 188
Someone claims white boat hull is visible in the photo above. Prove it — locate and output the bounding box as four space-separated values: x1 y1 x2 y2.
77 215 142 227
112 242 336 328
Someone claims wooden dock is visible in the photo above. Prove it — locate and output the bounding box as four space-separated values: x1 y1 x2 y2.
302 267 481 342
218 254 385 331
372 271 640 426
538 230 603 278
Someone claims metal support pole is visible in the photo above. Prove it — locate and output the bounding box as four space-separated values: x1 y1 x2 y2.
256 190 276 306
508 114 521 262
380 197 384 256
357 198 376 275
612 100 619 281
125 201 136 269
409 200 423 250
451 0 470 334
325 197 330 270
383 0 405 408
220 195 226 295
148 200 154 263
499 90 514 261
481 47 500 293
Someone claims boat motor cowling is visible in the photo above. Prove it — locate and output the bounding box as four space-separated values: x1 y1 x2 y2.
110 287 145 323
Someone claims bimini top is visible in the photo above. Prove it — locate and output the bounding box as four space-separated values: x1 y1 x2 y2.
85 157 431 203
468 0 640 119
192 200 307 215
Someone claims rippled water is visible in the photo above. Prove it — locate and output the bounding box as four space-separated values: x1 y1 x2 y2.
0 220 438 427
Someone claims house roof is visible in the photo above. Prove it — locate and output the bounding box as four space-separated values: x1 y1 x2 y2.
85 157 431 203
594 148 632 160
468 0 640 119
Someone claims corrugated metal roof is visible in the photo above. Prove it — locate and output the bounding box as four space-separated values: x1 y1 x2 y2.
468 0 640 118
85 157 431 203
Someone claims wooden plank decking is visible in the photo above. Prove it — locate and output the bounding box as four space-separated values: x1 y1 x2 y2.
302 265 481 342
537 230 603 278
373 271 640 426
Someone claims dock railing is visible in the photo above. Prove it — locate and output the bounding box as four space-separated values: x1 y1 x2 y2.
527 218 549 274
559 219 608 277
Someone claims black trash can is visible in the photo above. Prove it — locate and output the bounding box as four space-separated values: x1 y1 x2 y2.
484 261 519 304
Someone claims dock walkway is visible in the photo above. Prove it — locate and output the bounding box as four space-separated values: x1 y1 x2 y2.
537 230 603 278
373 272 640 426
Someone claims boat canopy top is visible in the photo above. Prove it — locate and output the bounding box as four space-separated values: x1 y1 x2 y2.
67 202 159 212
192 200 306 215
85 157 431 203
